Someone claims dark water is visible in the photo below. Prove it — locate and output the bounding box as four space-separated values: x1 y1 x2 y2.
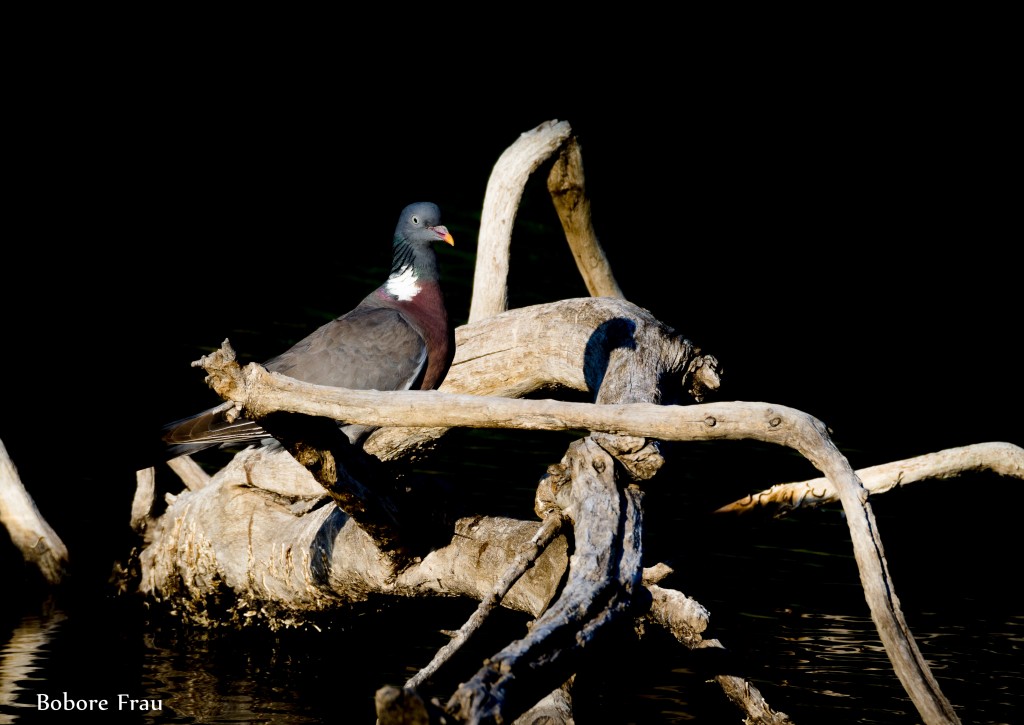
3 91 1021 722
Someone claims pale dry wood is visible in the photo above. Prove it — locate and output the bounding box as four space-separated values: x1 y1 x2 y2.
375 686 434 724
468 119 573 323
186 296 712 577
642 562 674 585
0 437 68 585
714 674 795 725
211 296 719 464
167 455 211 491
643 585 797 723
198 298 717 442
445 439 644 723
186 302 722 723
393 121 618 725
195 341 961 724
130 467 156 533
132 454 211 536
158 343 973 721
512 682 574 725
141 116 972 724
717 441 1024 515
547 134 624 299
644 584 711 649
140 444 569 621
404 513 565 691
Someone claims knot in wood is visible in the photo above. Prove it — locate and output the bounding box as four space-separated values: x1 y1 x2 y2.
592 434 665 481
704 416 717 427
535 464 570 518
685 353 722 402
769 416 782 428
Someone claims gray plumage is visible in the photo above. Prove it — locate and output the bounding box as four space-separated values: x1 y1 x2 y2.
162 201 455 458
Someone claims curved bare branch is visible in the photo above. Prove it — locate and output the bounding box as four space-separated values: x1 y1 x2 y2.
546 134 623 299
716 441 1024 515
469 119 573 322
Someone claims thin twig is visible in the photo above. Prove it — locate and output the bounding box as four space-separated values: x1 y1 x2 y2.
405 512 565 690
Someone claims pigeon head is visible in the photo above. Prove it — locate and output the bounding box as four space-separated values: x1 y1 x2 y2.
389 202 454 287
395 202 454 249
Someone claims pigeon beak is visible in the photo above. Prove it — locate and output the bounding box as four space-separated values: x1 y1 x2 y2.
433 225 455 246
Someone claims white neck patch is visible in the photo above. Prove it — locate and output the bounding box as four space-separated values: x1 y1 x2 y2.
386 265 421 301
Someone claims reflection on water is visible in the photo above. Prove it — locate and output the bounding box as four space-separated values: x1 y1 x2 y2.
3 600 1020 724
737 609 1024 724
0 608 65 724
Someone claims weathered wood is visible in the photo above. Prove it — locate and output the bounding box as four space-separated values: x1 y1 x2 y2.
547 134 624 299
132 119 976 723
184 296 720 466
404 513 565 691
130 467 155 534
0 437 68 585
717 441 1024 515
140 445 570 623
181 287 969 722
445 438 644 722
2 116 997 722
469 120 573 323
714 674 795 725
167 455 210 491
187 335 963 723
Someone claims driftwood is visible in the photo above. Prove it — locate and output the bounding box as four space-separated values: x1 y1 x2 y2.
135 120 977 724
0 437 68 585
8 120 1020 723
715 441 1024 516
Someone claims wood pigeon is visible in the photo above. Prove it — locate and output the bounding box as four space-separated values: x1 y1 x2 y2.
161 201 456 459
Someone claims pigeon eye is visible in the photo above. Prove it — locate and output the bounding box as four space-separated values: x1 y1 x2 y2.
411 215 420 225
